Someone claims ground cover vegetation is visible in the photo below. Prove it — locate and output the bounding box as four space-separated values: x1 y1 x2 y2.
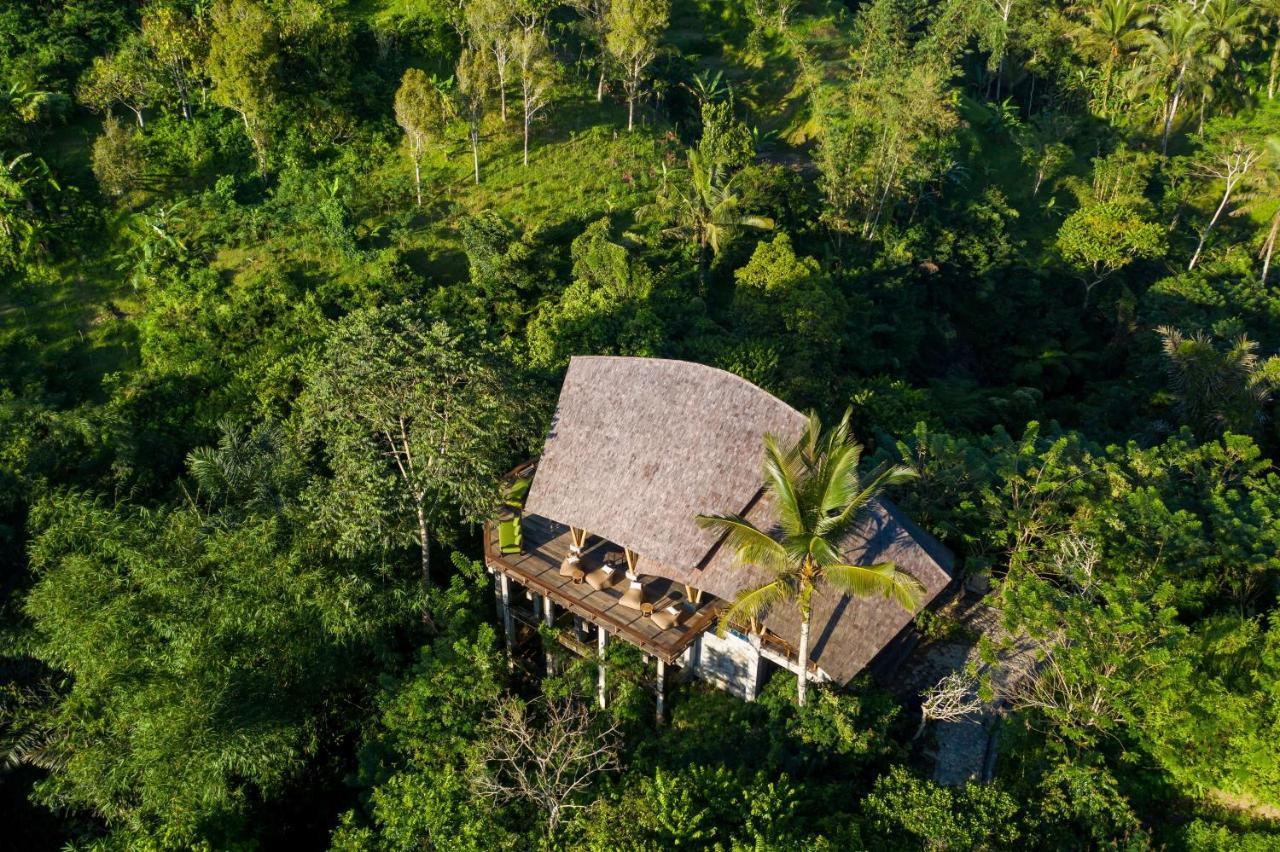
1 0 1280 848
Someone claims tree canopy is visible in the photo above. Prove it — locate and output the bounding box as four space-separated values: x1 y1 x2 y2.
3 0 1280 847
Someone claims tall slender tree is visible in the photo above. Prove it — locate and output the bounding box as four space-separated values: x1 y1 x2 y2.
568 0 612 101
466 0 515 123
606 0 669 131
141 4 205 121
394 69 453 206
1188 129 1263 270
1234 137 1280 283
1070 0 1152 116
696 410 923 707
456 47 492 185
515 26 557 167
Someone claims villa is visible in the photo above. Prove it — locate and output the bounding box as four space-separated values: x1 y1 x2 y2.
484 356 954 717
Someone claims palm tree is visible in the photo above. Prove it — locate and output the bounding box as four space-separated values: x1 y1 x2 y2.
1070 0 1152 116
1202 0 1255 65
696 409 924 707
0 152 59 269
1259 0 1280 99
1130 7 1223 152
663 148 772 286
1158 325 1279 436
1195 0 1254 130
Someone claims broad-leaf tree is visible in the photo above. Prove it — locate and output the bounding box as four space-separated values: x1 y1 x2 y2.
1056 200 1164 304
394 68 453 206
697 409 923 706
77 34 160 129
302 305 528 593
207 0 280 176
15 423 418 846
606 0 669 131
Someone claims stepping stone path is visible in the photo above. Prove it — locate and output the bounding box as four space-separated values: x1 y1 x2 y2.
894 591 1042 786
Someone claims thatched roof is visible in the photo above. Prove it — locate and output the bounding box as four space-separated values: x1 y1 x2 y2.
523 356 953 684
524 357 805 570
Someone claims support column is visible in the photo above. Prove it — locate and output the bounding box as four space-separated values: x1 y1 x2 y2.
543 595 555 676
655 658 666 723
596 627 607 710
498 573 515 665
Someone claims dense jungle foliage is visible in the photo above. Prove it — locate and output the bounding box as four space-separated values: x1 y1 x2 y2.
2 0 1280 848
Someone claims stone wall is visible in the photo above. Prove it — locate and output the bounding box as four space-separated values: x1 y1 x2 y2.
690 628 763 700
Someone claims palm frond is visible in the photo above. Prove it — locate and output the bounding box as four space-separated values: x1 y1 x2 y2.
813 441 862 520
761 433 805 538
716 579 792 637
695 513 789 573
816 460 917 539
823 562 924 612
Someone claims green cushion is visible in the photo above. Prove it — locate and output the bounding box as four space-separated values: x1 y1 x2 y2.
503 476 531 508
498 517 522 554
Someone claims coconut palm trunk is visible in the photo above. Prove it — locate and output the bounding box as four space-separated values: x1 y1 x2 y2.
796 587 812 706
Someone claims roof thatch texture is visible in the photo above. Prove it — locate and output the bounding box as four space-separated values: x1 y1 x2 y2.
523 356 953 684
523 356 806 570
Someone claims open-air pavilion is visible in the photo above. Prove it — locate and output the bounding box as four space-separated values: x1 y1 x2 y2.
484 356 954 718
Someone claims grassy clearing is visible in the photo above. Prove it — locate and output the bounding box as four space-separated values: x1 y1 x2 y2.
5 0 838 397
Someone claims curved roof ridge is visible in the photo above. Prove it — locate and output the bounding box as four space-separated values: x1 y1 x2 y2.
573 355 805 417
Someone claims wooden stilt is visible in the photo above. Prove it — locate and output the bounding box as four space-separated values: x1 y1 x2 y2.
597 627 607 710
498 573 515 666
655 658 666 723
543 595 555 676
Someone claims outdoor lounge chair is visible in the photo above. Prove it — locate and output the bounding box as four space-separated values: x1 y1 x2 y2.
503 475 531 509
497 507 522 555
649 603 683 630
585 563 618 591
619 576 644 610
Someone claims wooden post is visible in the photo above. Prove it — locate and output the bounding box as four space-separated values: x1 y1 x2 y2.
683 584 703 604
624 549 639 574
492 567 503 620
597 627 607 710
498 573 515 665
543 595 555 676
655 657 666 723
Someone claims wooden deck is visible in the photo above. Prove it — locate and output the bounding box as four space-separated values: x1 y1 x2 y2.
483 514 723 664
